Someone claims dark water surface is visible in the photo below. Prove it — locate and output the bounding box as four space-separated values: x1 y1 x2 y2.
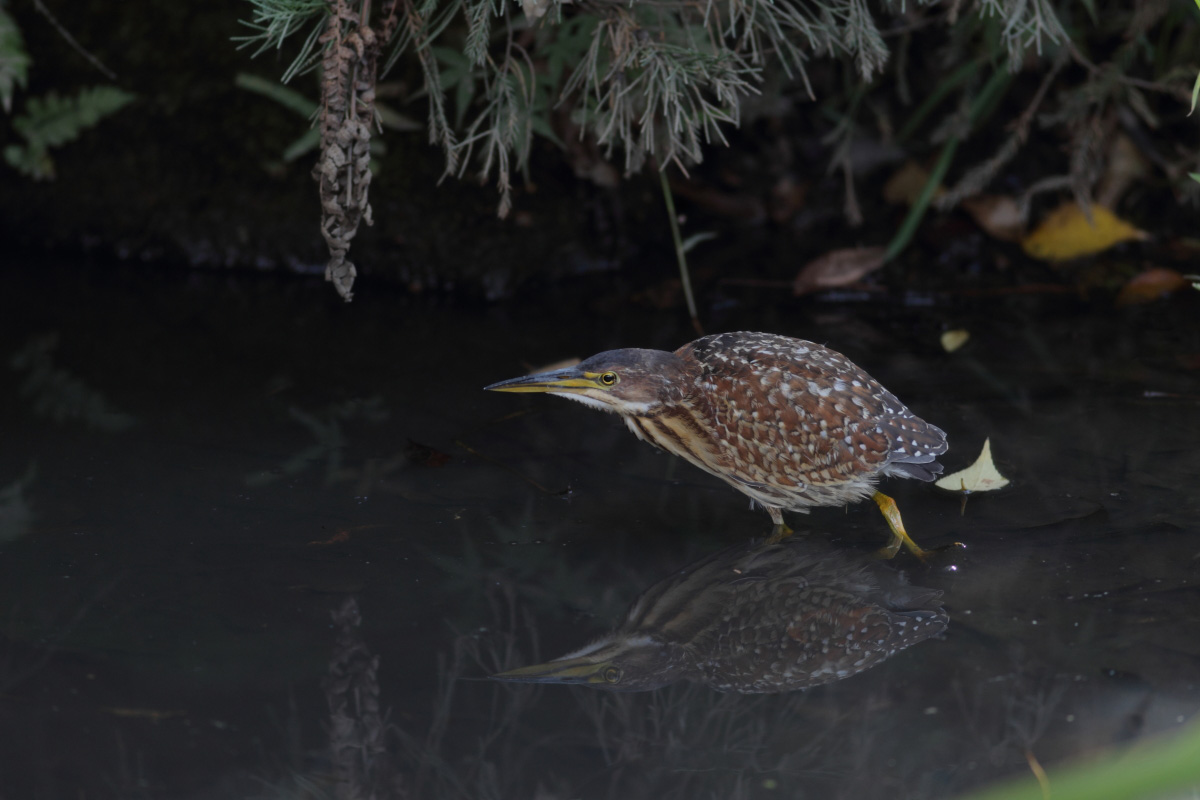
1 265 1198 799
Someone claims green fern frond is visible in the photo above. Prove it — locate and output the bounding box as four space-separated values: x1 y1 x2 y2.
4 85 134 180
0 2 31 114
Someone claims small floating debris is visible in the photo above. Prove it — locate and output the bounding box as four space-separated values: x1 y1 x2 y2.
940 329 970 353
936 437 1010 514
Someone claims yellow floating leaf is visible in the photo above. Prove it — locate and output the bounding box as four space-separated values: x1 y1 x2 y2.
936 438 1009 493
1021 203 1148 262
940 329 970 353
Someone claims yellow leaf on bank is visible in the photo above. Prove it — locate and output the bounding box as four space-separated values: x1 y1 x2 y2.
935 438 1009 494
1021 203 1148 262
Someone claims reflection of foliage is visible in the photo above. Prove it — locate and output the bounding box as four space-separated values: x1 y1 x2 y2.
324 597 400 799
247 397 390 487
257 585 906 800
425 532 630 628
398 596 543 800
953 659 1067 768
3 85 135 179
0 1 30 113
10 335 136 431
252 574 1200 800
0 464 35 543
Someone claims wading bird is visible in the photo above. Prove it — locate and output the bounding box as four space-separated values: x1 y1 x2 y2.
486 331 951 558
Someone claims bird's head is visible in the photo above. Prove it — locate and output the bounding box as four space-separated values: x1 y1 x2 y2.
490 633 684 692
484 348 688 416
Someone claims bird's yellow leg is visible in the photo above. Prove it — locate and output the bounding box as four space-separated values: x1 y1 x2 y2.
765 507 793 544
872 491 932 560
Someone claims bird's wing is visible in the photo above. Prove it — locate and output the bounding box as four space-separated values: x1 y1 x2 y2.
702 360 891 490
684 333 946 490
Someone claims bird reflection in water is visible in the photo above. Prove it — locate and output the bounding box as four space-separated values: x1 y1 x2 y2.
492 539 946 693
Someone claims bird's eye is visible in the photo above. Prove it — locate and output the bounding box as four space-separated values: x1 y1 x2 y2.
603 666 622 683
599 372 619 387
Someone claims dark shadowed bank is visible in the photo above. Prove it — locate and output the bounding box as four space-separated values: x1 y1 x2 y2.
3 0 1198 306
0 0 645 298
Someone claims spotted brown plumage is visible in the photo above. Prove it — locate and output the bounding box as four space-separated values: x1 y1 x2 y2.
666 332 947 519
485 331 951 557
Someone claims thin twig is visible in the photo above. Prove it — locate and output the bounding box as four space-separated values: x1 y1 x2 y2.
880 10 949 38
660 168 704 336
32 0 117 80
1012 53 1066 142
1067 41 1189 100
1016 175 1073 220
841 158 863 227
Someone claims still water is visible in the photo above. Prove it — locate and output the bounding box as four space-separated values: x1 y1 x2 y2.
1 265 1197 799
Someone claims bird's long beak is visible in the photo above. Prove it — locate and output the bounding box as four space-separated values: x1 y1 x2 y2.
484 367 600 394
490 655 610 685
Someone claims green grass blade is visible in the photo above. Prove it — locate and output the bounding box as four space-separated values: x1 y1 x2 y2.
952 718 1200 800
896 60 978 143
884 68 1010 262
235 72 317 117
659 169 703 336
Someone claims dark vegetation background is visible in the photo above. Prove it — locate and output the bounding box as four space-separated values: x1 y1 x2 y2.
1 0 1197 308
2 3 1200 799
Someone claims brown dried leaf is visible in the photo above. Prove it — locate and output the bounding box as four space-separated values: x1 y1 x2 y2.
668 178 766 222
769 175 807 224
309 530 352 546
792 246 886 296
962 194 1026 242
883 161 944 206
1095 133 1149 209
405 439 452 468
1115 267 1188 306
